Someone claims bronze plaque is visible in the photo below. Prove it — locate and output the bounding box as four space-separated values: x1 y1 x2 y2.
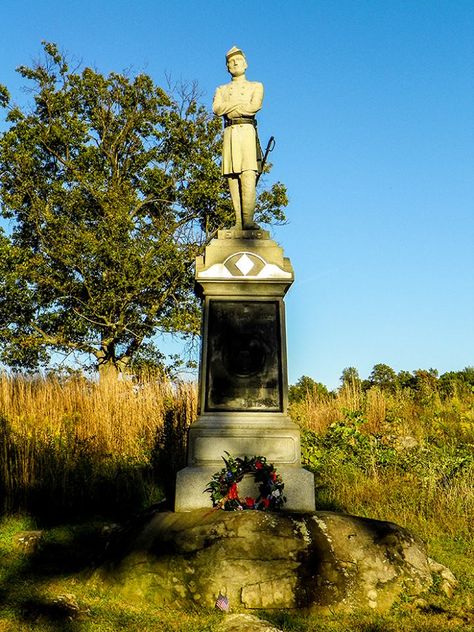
205 300 283 411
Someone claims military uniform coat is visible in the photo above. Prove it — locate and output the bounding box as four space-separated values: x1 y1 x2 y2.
213 78 264 175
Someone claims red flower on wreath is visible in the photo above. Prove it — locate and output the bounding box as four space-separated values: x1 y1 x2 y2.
228 483 239 500
205 453 286 512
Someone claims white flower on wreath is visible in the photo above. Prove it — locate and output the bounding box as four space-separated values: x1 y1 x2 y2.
272 490 281 497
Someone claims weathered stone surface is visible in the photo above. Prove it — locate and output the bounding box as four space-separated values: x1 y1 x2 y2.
216 613 283 632
91 509 453 613
309 512 434 611
427 556 458 598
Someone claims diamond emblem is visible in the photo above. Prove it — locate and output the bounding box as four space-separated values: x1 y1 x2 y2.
235 253 255 276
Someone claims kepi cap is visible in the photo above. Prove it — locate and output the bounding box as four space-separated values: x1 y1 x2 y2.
226 46 245 61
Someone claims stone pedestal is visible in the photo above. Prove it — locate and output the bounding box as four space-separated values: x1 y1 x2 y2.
175 228 315 512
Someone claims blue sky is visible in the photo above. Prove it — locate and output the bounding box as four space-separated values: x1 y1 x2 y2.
1 1 473 388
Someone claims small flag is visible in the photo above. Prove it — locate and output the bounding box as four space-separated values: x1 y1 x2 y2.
215 593 229 611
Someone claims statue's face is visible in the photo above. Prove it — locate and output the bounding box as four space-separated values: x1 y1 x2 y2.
227 55 247 77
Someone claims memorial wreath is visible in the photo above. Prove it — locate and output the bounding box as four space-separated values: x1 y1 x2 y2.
205 452 286 511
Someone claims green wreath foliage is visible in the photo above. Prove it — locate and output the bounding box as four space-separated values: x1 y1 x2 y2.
205 452 286 511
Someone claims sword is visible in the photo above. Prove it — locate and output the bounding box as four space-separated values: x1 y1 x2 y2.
256 136 276 184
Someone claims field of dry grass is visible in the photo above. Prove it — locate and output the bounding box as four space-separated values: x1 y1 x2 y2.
0 372 473 630
0 373 196 519
292 381 473 536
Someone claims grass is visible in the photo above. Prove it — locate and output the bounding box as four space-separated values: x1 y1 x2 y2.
293 382 473 540
0 373 473 629
0 511 472 632
291 381 474 630
0 515 222 631
0 373 196 521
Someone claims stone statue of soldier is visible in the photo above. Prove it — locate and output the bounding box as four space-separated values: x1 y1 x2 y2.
213 46 263 230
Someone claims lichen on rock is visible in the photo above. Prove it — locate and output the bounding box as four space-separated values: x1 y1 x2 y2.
92 509 454 613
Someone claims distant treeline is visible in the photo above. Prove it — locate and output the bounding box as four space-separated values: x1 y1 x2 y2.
289 364 474 402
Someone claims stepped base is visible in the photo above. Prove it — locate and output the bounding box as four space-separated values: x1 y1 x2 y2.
175 465 315 512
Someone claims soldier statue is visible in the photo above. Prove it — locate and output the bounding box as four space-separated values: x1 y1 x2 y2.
213 46 263 230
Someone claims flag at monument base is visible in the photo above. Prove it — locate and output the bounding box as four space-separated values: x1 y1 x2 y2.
215 593 229 611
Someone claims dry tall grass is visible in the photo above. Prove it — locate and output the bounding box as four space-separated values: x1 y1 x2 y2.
1 370 472 538
0 373 197 519
291 380 474 441
292 381 474 542
289 381 387 433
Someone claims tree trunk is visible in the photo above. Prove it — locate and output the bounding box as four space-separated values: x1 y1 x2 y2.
97 347 121 382
98 362 120 381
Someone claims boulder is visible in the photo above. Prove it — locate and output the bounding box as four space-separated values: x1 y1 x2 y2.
216 613 283 632
92 509 455 612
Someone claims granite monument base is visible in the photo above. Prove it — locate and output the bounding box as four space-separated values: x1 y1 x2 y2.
175 411 315 512
175 465 315 513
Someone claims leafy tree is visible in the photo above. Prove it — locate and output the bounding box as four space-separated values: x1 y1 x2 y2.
413 368 439 392
438 371 459 398
366 363 397 393
288 375 329 403
461 366 474 387
340 366 361 390
397 370 416 390
0 43 287 374
438 367 473 398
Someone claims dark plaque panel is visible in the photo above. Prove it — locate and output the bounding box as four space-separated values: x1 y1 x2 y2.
205 300 283 411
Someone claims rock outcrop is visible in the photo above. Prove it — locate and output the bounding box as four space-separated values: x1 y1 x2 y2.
92 509 455 612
